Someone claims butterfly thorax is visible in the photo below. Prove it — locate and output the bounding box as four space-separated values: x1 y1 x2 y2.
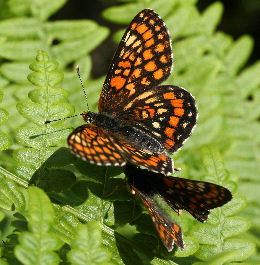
83 112 120 132
83 111 164 153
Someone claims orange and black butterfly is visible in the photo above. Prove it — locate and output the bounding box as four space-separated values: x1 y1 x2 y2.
61 8 229 252
124 163 232 251
66 9 197 176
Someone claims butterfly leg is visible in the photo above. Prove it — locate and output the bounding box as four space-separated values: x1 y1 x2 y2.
129 187 137 222
102 183 126 198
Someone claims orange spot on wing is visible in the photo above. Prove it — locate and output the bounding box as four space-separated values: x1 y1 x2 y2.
94 146 103 153
126 83 136 96
118 60 131 68
164 127 175 138
143 49 153 60
171 99 183 107
149 19 155 25
84 147 92 155
141 77 150 85
147 159 158 167
123 51 130 59
163 92 176 100
134 109 140 118
153 68 163 80
132 68 141 78
113 152 121 159
150 156 159 162
129 52 136 61
74 143 83 151
174 224 180 233
103 147 112 154
131 22 137 30
111 76 126 90
160 54 168 63
132 155 143 162
158 33 164 39
165 139 175 149
155 25 161 31
136 24 148 34
169 116 179 127
174 108 184 117
123 69 130 76
158 154 167 161
109 156 116 162
143 29 153 40
86 129 97 137
115 69 122 74
134 57 142 66
145 61 157 71
100 154 107 161
148 108 155 118
145 38 154 47
155 43 165 52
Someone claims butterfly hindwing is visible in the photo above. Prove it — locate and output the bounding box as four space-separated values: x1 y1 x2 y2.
117 85 197 154
130 183 184 251
115 138 173 175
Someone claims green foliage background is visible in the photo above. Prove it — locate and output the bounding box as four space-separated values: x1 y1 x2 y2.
0 0 259 264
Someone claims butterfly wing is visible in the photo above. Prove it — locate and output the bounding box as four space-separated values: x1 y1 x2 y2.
124 164 232 223
114 138 173 175
130 183 184 251
117 85 197 154
67 124 125 166
160 176 232 222
99 9 172 113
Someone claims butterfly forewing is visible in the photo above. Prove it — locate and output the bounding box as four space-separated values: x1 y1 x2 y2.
99 9 172 113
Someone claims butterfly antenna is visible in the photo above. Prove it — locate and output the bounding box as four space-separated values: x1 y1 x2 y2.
44 113 84 124
76 65 90 112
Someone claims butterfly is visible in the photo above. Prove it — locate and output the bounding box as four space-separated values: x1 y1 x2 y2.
123 163 232 251
66 8 197 175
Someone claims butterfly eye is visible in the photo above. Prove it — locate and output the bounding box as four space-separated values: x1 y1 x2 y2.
83 112 94 123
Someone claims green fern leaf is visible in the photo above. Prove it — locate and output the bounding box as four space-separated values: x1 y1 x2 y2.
0 90 12 151
0 12 109 141
0 167 26 211
15 187 63 265
67 222 113 265
102 0 175 24
14 50 74 181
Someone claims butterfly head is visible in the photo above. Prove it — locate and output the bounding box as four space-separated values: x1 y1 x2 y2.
82 111 95 123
